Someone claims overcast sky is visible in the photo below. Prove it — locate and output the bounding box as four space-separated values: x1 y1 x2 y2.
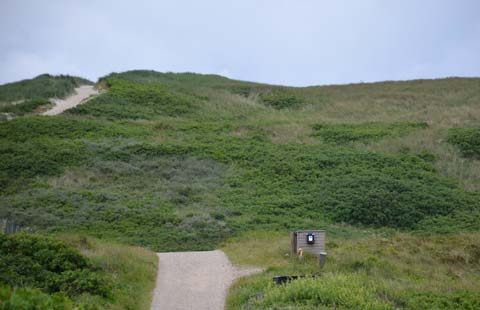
1 0 479 86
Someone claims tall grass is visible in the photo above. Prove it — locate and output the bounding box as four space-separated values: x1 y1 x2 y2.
224 231 480 309
59 235 158 310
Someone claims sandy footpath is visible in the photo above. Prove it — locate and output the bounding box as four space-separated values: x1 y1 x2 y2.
43 85 98 116
151 250 261 310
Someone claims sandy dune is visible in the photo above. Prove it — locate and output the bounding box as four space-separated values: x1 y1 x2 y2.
43 85 98 116
151 250 260 310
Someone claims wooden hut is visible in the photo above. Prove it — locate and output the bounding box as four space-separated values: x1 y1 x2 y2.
291 230 326 257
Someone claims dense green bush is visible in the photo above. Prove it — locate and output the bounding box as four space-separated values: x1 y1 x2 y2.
102 70 231 87
447 128 480 159
0 74 91 102
0 116 151 193
0 98 51 116
312 122 428 144
320 173 462 227
0 234 110 298
403 291 480 310
228 85 254 97
0 116 148 142
0 139 88 193
2 121 478 251
259 274 393 309
0 285 72 310
70 79 193 119
260 91 304 109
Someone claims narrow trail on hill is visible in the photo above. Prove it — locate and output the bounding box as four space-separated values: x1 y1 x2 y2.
151 250 261 310
43 85 98 115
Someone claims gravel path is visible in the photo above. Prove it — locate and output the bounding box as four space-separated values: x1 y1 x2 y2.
151 250 261 310
43 85 98 115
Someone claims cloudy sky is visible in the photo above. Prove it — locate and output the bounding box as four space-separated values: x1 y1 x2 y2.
1 0 479 86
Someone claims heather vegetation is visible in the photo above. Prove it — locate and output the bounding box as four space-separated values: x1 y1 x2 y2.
0 98 51 116
0 74 91 103
0 74 92 119
70 78 194 119
0 234 110 297
448 127 480 159
312 122 428 144
1 70 480 308
0 234 157 309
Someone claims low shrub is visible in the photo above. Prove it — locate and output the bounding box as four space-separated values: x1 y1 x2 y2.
0 116 147 142
260 91 304 109
69 79 194 119
0 98 51 116
447 128 480 159
0 285 72 310
403 291 480 310
0 233 110 298
259 274 393 309
228 85 254 97
320 172 463 228
0 74 91 102
0 138 89 193
312 122 428 144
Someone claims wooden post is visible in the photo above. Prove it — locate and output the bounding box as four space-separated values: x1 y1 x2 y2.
290 231 298 257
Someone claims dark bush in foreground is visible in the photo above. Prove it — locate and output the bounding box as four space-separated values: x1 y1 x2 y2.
0 233 110 298
448 128 480 159
0 285 72 309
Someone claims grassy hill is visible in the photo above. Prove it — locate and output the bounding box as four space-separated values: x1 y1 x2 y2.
0 70 479 309
0 74 92 119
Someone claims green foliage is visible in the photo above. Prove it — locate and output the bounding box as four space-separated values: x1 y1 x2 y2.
225 231 480 310
404 291 480 310
320 172 467 227
228 85 255 97
0 138 88 193
1 120 479 251
259 274 394 309
0 74 92 102
0 152 229 251
448 128 480 159
0 116 150 193
2 71 480 308
58 235 158 310
0 98 51 116
260 91 304 109
0 285 72 310
69 79 193 119
0 116 147 142
102 70 232 86
0 234 110 298
0 234 157 309
312 122 429 144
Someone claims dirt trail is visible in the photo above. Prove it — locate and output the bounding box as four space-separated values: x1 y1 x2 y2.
43 85 98 116
151 250 260 310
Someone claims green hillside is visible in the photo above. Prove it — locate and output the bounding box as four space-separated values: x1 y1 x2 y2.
0 74 92 119
0 74 92 102
1 70 480 309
